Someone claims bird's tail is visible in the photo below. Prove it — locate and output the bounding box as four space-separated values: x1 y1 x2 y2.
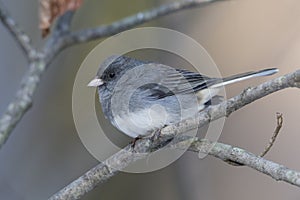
211 68 279 88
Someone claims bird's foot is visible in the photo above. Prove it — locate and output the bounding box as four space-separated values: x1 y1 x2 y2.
130 135 142 149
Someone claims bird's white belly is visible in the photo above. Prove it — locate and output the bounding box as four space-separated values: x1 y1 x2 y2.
114 104 169 138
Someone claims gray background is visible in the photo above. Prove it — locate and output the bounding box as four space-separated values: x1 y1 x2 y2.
0 0 300 199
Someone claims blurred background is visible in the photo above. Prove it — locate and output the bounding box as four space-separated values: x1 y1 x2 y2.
1 0 300 199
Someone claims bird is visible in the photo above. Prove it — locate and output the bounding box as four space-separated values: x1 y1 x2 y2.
88 55 278 138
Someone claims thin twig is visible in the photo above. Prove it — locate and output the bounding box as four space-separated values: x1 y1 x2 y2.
209 112 284 166
48 70 300 200
260 113 283 157
0 0 38 60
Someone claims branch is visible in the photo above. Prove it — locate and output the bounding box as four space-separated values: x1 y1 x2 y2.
44 0 225 62
0 60 46 148
0 10 75 150
187 139 300 187
48 70 300 200
69 0 223 43
0 0 38 60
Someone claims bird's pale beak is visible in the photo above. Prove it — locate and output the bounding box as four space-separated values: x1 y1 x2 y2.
87 77 104 87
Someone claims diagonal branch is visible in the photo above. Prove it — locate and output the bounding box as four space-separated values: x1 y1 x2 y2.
0 0 38 60
44 0 225 62
69 0 224 44
48 70 300 200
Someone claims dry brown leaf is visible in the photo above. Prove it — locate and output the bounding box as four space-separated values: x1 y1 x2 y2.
39 0 83 38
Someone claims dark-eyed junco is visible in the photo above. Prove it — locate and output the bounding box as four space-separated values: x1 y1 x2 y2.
88 55 278 138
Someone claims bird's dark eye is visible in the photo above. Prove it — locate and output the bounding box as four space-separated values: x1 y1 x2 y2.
109 72 115 78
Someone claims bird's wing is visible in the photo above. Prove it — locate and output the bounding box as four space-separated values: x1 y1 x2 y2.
137 67 220 101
